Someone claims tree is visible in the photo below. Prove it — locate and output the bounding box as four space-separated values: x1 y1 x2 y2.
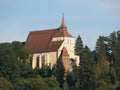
52 55 65 88
96 36 107 64
12 41 29 63
107 31 120 81
109 65 117 85
11 41 32 78
75 35 83 57
63 81 69 90
0 42 32 81
95 36 110 82
96 80 114 90
14 78 29 90
0 77 14 90
14 77 49 90
78 46 95 90
39 65 52 78
27 77 48 90
0 43 20 81
94 36 116 89
44 76 61 90
66 65 78 90
104 31 120 81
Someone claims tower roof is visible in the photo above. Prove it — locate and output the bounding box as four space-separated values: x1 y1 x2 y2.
59 16 67 30
24 17 73 53
60 17 67 28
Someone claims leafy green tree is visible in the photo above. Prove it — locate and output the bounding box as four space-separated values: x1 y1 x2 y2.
12 41 32 78
63 81 69 90
0 77 14 90
52 55 65 88
75 35 83 57
96 80 114 90
0 42 32 81
0 43 20 81
27 77 48 90
12 41 29 63
39 65 52 78
44 76 61 90
14 78 29 90
14 77 48 90
25 67 40 78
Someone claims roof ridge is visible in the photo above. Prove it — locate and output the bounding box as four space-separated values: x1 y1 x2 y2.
30 28 59 33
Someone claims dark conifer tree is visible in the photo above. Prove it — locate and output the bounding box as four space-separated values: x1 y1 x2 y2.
96 36 107 64
75 35 83 57
105 31 120 81
52 55 65 88
39 65 52 78
78 46 95 90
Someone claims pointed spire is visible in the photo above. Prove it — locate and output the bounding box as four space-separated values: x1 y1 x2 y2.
59 14 67 30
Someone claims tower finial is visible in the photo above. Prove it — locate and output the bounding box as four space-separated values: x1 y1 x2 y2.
63 12 64 18
59 13 67 30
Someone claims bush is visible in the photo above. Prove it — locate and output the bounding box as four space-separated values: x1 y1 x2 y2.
0 77 14 90
14 77 49 90
44 76 61 90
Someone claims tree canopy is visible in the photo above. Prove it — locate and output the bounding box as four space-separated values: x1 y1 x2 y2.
0 30 120 90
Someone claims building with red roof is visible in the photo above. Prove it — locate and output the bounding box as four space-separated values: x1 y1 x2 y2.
24 17 79 72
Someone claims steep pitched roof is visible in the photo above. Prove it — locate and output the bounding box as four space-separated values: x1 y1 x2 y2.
59 17 67 28
24 18 73 53
53 30 73 37
24 29 58 53
61 47 69 56
46 41 64 52
24 28 73 53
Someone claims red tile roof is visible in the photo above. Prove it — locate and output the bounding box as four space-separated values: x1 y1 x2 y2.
53 30 73 37
24 18 73 53
46 40 63 52
61 47 69 56
24 28 73 53
59 17 67 28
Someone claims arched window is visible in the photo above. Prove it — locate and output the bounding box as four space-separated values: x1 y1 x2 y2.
42 55 45 65
36 56 39 68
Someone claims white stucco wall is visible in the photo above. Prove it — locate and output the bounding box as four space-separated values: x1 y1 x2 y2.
32 36 79 69
53 37 80 66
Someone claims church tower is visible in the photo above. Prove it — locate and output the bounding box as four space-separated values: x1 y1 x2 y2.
59 16 67 31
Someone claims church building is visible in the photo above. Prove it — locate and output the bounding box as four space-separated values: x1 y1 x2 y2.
24 17 79 72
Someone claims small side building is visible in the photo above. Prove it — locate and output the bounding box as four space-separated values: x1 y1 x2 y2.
24 17 79 72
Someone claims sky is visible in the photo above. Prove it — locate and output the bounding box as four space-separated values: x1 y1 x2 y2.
0 0 120 50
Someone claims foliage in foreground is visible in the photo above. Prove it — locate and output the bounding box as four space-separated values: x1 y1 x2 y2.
0 31 120 90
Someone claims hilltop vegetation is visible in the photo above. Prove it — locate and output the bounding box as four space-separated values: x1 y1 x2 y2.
0 31 120 90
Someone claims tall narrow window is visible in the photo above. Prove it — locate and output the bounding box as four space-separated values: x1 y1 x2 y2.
36 56 39 68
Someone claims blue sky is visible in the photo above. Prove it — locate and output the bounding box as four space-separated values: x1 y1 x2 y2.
0 0 120 50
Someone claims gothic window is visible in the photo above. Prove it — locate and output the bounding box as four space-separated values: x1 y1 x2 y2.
42 55 45 65
36 56 39 68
